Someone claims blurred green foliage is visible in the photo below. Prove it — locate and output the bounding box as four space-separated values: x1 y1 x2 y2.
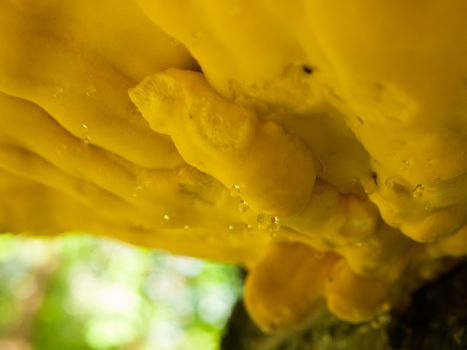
0 234 242 350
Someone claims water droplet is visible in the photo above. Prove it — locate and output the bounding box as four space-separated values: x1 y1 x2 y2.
412 184 424 199
80 124 91 144
272 216 280 226
230 184 241 197
163 214 170 221
238 200 249 212
228 225 235 231
385 177 396 189
183 225 190 230
131 185 143 198
257 214 281 232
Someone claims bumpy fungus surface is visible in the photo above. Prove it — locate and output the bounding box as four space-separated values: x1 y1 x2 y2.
1 0 467 333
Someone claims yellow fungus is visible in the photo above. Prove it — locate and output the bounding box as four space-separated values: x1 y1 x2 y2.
1 0 467 333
